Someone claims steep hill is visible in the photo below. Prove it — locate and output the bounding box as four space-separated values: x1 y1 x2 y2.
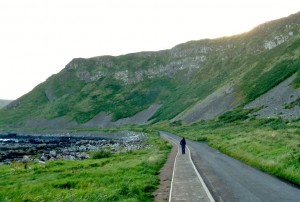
1 11 300 128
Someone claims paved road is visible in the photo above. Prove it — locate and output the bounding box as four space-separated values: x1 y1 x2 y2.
161 131 300 202
161 133 214 202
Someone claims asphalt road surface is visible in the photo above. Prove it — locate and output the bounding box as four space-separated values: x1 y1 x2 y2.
161 131 300 202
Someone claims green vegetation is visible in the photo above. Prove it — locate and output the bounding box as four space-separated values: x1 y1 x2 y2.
285 98 300 109
0 12 300 197
1 12 300 127
218 107 258 123
154 113 300 185
0 131 171 201
91 149 112 159
0 14 299 127
241 59 300 102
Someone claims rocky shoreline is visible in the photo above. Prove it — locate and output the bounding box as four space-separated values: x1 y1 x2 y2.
0 131 148 164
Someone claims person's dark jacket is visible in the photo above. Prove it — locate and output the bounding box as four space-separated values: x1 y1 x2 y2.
180 138 186 146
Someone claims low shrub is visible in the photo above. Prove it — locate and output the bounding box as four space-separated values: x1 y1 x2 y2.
91 149 112 159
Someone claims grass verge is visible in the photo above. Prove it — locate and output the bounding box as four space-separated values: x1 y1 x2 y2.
154 118 300 186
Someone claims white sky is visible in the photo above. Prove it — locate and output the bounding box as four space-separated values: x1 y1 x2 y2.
1 0 300 100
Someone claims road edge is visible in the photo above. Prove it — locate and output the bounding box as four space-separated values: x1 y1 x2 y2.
161 132 215 202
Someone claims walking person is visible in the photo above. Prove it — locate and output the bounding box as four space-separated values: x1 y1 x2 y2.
180 137 186 154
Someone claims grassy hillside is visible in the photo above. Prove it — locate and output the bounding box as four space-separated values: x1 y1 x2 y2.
0 12 300 128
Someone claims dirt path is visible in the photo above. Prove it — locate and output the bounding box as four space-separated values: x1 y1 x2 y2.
154 134 178 202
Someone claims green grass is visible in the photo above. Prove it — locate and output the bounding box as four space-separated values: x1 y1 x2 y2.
154 117 300 186
91 149 112 159
218 107 259 123
285 99 300 109
241 59 300 102
0 131 171 202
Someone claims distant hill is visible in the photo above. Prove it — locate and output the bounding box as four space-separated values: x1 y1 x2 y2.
0 100 12 109
0 11 300 128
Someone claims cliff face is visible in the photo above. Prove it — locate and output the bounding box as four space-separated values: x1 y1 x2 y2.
1 11 300 128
